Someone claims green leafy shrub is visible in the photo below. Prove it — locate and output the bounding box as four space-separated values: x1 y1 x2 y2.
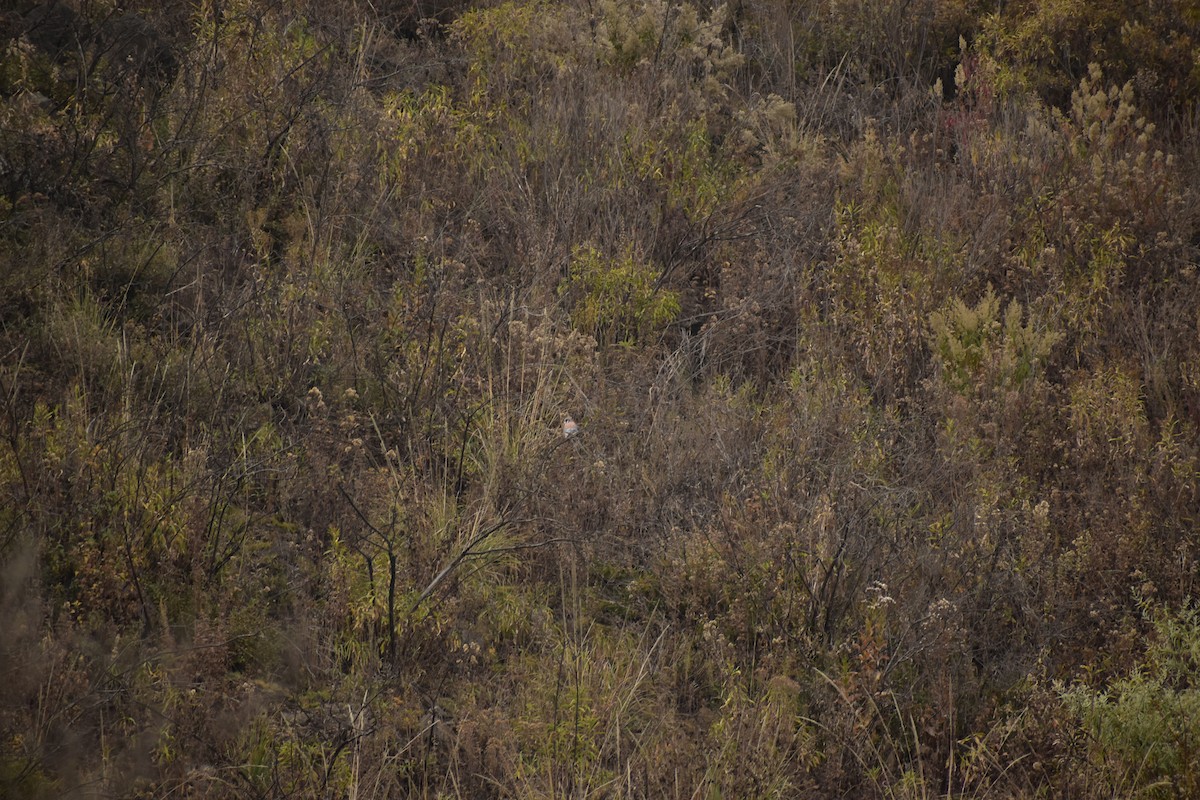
979 0 1200 118
930 286 1059 394
1061 601 1200 798
559 243 679 346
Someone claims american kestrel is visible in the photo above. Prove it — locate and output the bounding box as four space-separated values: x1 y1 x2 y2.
562 415 579 438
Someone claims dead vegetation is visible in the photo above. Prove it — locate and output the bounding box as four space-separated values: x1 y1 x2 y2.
3 0 1200 797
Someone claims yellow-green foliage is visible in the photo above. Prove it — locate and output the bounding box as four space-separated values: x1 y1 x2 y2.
1067 365 1149 466
453 1 581 86
560 243 679 345
1060 601 1200 799
930 287 1059 393
631 116 743 219
6 0 1200 797
826 167 960 397
597 0 743 81
979 0 1200 112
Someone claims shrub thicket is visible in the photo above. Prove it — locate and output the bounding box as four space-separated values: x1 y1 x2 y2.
2 0 1199 797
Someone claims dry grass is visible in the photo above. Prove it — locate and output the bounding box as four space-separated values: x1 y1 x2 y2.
3 0 1200 797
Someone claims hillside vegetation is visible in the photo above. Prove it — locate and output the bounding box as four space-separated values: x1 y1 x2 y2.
4 0 1200 797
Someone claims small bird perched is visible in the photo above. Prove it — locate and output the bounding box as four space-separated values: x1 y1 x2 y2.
562 415 579 438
